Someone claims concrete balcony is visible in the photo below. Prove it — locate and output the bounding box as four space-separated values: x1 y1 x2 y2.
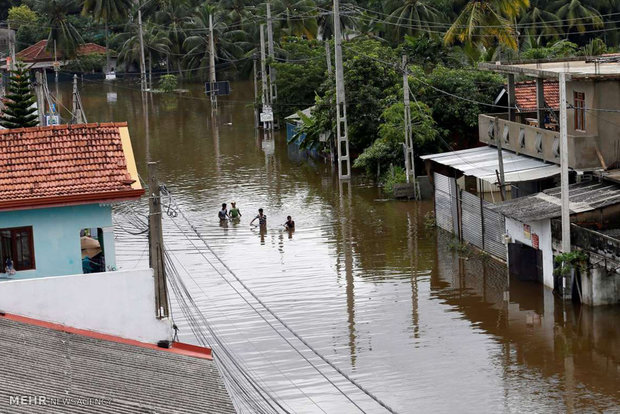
479 114 600 170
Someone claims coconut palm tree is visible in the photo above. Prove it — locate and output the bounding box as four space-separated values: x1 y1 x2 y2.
155 0 191 75
518 0 562 45
81 0 133 71
384 0 442 41
34 0 82 58
119 22 171 89
444 0 530 50
183 4 247 80
274 0 319 39
548 0 603 34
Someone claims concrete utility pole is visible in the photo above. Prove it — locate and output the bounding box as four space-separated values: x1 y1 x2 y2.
54 40 59 83
208 13 217 108
402 55 412 184
559 72 571 253
34 71 45 126
333 0 351 180
137 7 147 91
148 161 169 319
71 74 87 124
253 55 260 129
259 24 271 131
266 0 277 128
7 22 15 71
494 116 506 201
325 40 333 75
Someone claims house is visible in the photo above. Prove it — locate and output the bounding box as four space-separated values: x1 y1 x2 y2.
4 39 115 72
0 122 143 279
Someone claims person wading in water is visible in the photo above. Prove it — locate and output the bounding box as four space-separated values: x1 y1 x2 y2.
218 203 229 221
229 202 242 221
250 208 267 228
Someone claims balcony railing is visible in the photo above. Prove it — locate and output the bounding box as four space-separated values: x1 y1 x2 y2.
479 114 599 170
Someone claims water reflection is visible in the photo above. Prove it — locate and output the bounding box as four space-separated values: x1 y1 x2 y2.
55 79 620 413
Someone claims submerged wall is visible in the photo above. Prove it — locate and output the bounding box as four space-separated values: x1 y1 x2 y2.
0 268 172 343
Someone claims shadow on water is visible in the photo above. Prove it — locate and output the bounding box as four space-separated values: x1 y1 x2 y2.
54 78 620 413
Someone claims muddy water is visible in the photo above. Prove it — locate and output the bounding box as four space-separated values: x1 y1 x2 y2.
60 79 619 413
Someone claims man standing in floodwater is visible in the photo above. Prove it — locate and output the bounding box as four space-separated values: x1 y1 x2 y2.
218 203 229 221
250 208 267 228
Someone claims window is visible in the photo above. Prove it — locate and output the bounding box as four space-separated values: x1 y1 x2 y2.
574 92 585 131
0 227 35 271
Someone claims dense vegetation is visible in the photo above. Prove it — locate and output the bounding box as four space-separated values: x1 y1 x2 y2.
3 0 619 181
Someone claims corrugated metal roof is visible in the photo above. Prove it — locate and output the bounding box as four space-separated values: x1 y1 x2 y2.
492 180 620 222
420 146 561 184
0 316 236 413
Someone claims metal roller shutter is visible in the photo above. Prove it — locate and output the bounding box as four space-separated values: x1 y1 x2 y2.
461 191 483 249
483 202 506 260
434 173 453 233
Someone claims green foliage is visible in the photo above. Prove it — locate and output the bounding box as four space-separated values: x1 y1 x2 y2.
0 63 38 129
63 52 106 72
8 5 38 28
521 40 579 60
554 250 589 276
581 38 607 56
423 211 436 229
381 165 407 196
159 74 178 92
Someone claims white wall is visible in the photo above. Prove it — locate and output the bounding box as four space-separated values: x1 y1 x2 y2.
0 268 172 344
505 217 554 289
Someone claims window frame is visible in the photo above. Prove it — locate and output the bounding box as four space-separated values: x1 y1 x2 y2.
574 91 586 131
0 226 35 271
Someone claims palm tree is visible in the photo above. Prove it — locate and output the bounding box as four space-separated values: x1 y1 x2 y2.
317 0 357 40
183 4 247 80
119 22 171 89
155 0 191 75
518 0 562 45
384 0 442 41
34 0 82 58
81 0 133 72
274 0 319 39
444 0 530 50
548 0 603 34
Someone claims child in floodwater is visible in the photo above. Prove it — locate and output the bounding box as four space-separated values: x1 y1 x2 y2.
250 208 267 227
284 216 295 230
229 202 242 220
218 203 229 221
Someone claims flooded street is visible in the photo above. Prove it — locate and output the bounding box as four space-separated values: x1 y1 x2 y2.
61 79 619 413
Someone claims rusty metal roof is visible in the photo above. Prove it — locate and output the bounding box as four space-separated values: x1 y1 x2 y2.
420 146 562 185
0 316 236 413
491 180 620 222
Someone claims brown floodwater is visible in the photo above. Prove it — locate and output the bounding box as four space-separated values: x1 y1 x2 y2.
58 78 619 413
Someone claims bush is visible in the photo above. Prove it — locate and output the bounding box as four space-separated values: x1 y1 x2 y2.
159 74 178 92
63 53 106 73
381 165 407 196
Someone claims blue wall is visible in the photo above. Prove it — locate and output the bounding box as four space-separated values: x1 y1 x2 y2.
0 204 112 279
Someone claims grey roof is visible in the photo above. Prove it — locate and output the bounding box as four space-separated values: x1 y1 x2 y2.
420 146 561 185
0 316 236 414
492 180 620 222
285 106 314 120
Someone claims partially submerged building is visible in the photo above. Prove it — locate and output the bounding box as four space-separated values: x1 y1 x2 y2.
422 56 620 305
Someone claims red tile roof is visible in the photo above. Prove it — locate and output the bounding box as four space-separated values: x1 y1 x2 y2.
16 40 108 63
0 123 143 211
513 80 559 112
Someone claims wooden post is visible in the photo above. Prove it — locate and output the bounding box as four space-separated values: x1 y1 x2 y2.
494 116 506 201
403 55 411 184
325 40 332 75
253 55 259 129
148 162 169 319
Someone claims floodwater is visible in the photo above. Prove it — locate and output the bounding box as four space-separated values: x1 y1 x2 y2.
59 78 619 413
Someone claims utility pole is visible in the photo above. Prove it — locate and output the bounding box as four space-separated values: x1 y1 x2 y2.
54 40 58 83
266 0 277 129
71 74 87 124
325 40 333 75
137 7 147 92
259 24 271 132
494 116 506 201
34 71 45 126
253 54 259 128
402 55 412 184
333 0 351 180
7 22 15 71
559 72 570 253
208 13 217 108
148 161 169 319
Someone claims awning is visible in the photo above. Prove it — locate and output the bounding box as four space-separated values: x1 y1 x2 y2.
420 146 561 184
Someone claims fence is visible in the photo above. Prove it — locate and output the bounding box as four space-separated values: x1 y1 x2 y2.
433 172 507 261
